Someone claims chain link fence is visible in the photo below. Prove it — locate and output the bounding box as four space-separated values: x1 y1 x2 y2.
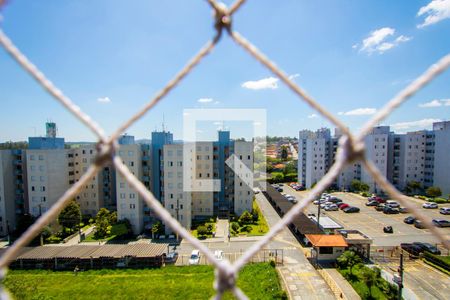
1 1 450 299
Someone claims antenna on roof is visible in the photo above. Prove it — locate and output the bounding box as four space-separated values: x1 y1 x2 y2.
162 114 166 132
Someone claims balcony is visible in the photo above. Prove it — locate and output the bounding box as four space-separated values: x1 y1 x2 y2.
15 189 24 195
15 179 23 185
142 156 150 161
14 170 23 176
13 159 22 165
142 176 150 182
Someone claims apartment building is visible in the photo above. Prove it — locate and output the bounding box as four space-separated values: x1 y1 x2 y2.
26 141 69 217
0 151 17 235
298 128 332 188
116 135 145 234
298 121 450 196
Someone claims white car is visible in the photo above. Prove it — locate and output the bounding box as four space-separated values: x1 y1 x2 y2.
385 200 400 208
214 250 224 261
189 249 201 265
423 202 438 209
324 204 338 211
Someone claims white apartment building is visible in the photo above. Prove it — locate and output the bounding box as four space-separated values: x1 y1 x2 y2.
163 144 192 233
298 129 331 189
26 149 69 217
432 121 450 196
298 121 450 196
361 126 390 194
116 143 144 234
69 145 105 216
233 141 254 216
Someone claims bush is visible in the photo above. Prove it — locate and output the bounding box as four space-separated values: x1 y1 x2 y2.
240 225 252 233
239 211 253 225
360 191 371 197
269 259 276 268
433 197 448 203
416 195 428 200
197 226 208 236
231 222 240 233
46 235 62 244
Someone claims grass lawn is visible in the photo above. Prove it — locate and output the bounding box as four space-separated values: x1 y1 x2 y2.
191 219 216 238
84 223 129 242
248 200 269 236
4 263 286 300
338 265 397 300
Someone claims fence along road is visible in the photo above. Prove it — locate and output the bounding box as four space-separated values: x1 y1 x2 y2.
1 0 450 299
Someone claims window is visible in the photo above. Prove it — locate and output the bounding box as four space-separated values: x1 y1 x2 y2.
130 193 136 199
40 176 45 182
120 182 125 188
120 193 126 199
31 186 35 191
319 247 333 254
129 161 134 167
30 155 35 160
38 155 44 160
130 204 135 209
128 151 134 156
40 186 45 192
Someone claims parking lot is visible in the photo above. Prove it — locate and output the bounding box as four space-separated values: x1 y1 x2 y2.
282 186 450 246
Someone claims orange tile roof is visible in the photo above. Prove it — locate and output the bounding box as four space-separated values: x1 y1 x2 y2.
305 234 348 247
273 164 285 169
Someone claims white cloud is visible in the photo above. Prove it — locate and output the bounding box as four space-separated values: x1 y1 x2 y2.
419 99 450 107
358 27 411 54
307 114 318 119
241 77 279 90
289 73 300 80
339 108 377 116
197 98 214 103
390 118 442 131
417 0 450 28
97 97 111 104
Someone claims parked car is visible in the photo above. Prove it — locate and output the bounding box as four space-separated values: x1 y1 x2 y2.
214 250 224 261
276 187 283 192
423 202 438 209
294 185 305 191
368 196 384 203
343 206 360 213
325 204 338 211
383 206 400 214
165 252 179 264
439 207 450 215
328 198 342 204
375 204 386 211
432 219 450 228
412 242 441 255
383 226 393 233
385 200 400 208
403 216 416 224
399 207 409 213
253 188 260 194
400 243 422 256
414 219 426 229
189 250 201 265
338 203 349 210
366 200 378 206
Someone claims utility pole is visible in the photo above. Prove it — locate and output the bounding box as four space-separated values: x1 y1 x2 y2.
317 199 321 230
397 251 404 300
175 198 180 240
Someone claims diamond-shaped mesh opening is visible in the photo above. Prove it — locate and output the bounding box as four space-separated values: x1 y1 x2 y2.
1 1 450 299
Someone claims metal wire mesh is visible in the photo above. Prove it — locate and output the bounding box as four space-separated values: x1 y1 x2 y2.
1 1 450 299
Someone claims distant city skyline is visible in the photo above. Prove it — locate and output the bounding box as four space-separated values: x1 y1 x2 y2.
1 0 449 142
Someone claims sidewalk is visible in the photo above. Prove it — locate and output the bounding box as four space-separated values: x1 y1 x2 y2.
255 192 335 300
321 268 361 300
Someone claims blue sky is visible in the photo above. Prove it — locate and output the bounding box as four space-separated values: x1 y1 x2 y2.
1 0 449 142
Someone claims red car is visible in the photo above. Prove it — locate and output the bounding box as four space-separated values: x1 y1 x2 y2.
338 203 349 210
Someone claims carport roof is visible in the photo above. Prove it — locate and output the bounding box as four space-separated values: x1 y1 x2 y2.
305 234 348 247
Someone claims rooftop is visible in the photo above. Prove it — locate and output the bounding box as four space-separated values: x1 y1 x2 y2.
305 234 348 247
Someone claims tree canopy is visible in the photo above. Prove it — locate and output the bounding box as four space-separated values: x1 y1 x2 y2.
58 200 81 233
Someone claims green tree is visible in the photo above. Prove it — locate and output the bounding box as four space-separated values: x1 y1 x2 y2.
231 222 240 233
426 186 442 198
271 172 284 183
239 211 253 225
94 208 112 238
360 267 378 299
337 251 362 275
151 221 162 238
280 146 288 160
197 225 208 236
350 180 370 193
58 200 81 233
406 181 422 195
